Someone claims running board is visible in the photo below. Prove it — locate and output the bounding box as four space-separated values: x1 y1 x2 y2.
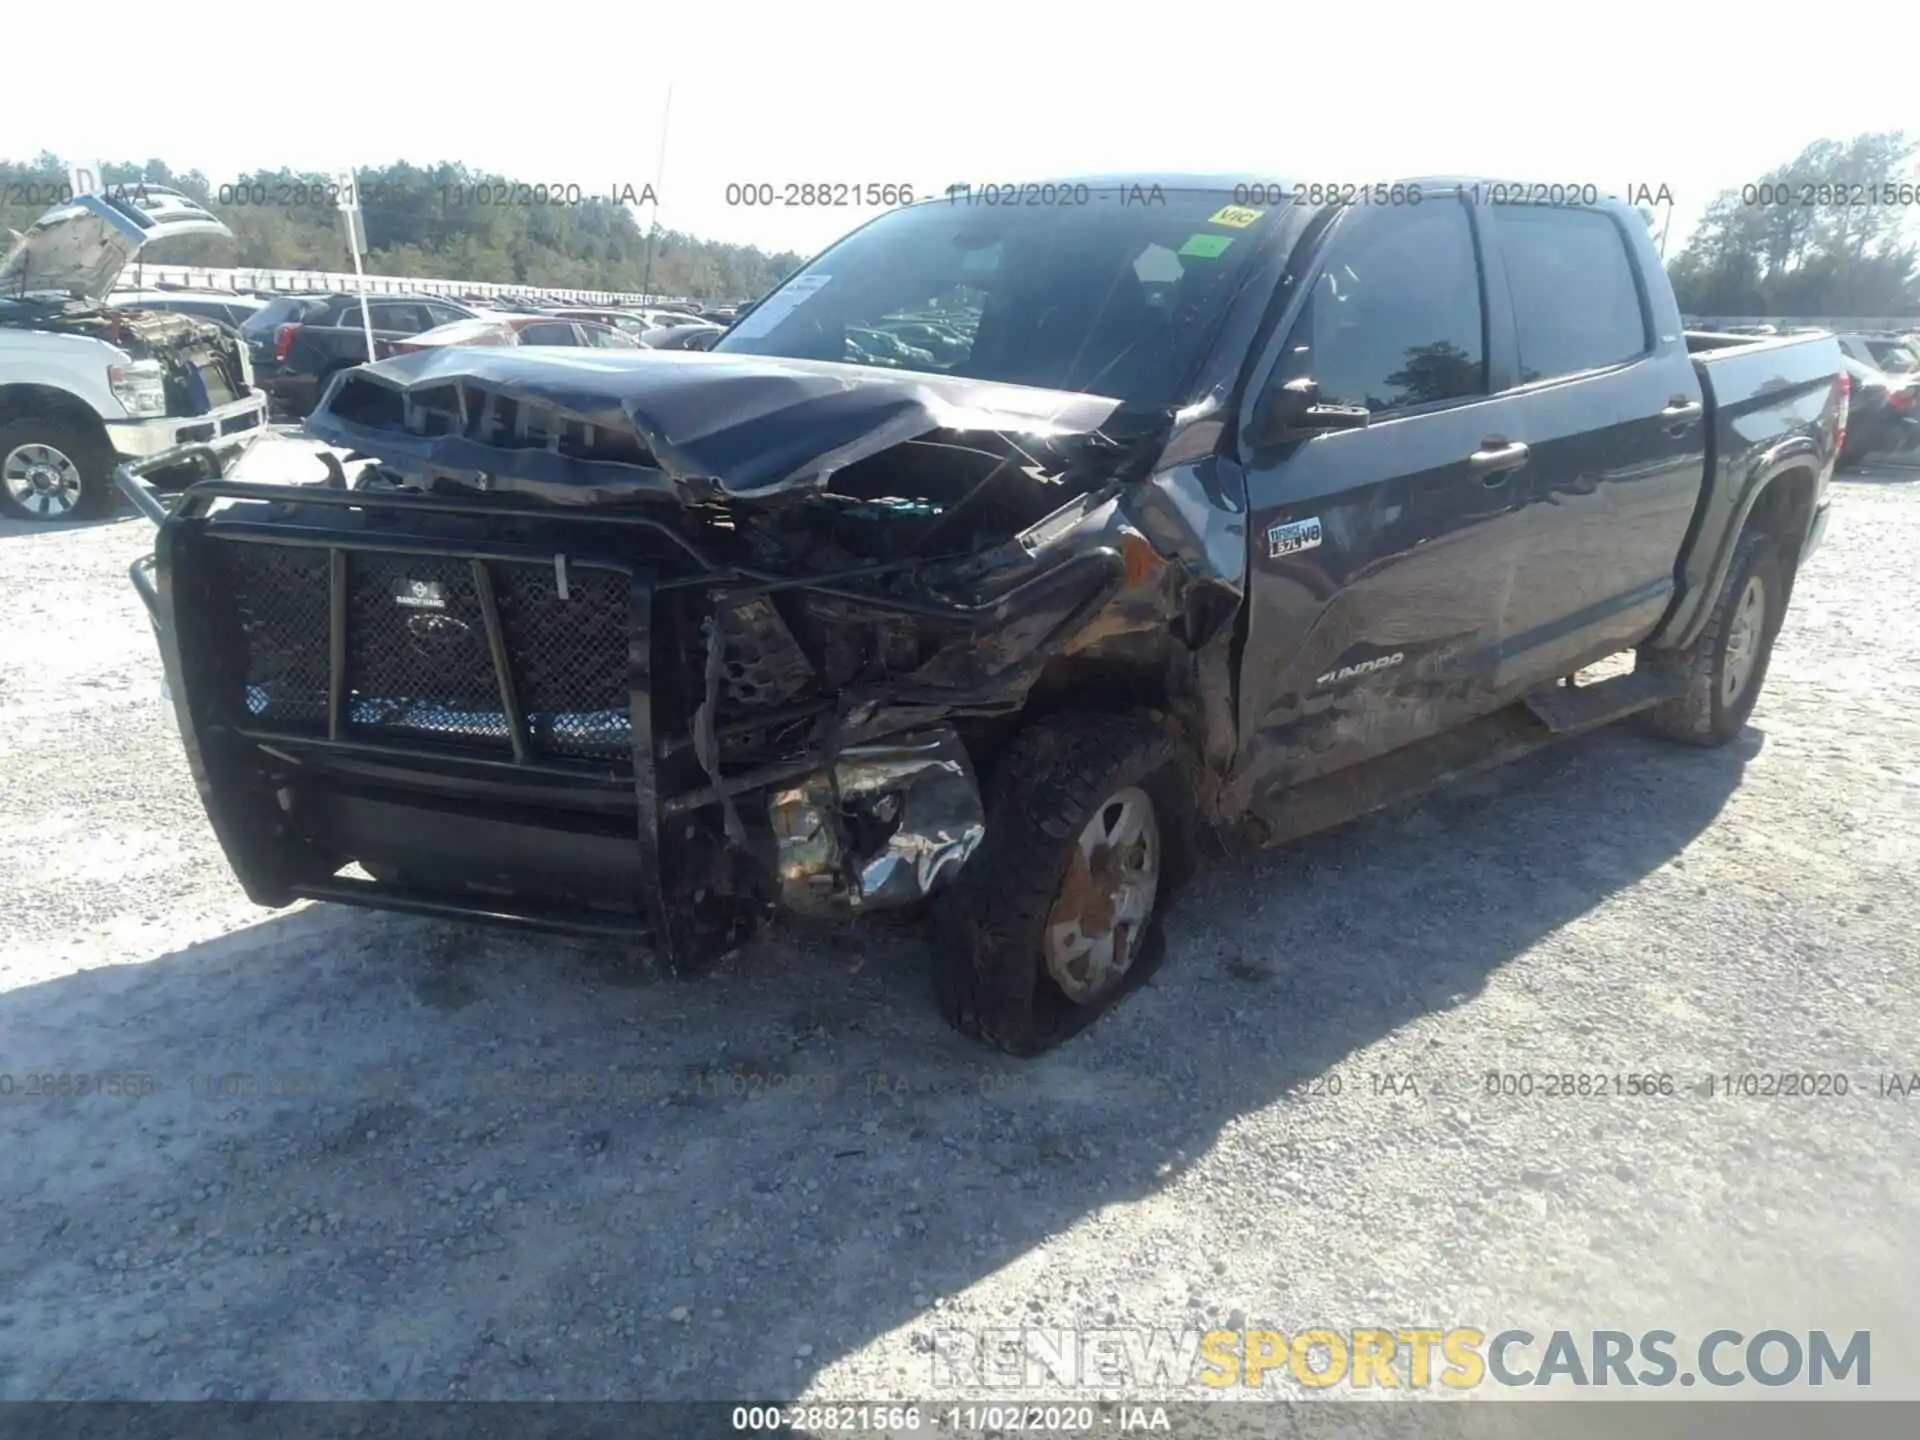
1522 667 1685 734
1246 669 1682 850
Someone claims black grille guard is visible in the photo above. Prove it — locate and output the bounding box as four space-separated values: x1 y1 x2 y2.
115 446 698 955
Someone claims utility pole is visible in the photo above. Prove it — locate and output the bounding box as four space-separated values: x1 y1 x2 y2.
336 170 377 362
640 84 672 303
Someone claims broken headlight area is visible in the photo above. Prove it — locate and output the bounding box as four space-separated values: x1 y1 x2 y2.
767 726 984 915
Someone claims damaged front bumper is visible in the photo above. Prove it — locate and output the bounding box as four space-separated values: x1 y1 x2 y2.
114 430 1132 969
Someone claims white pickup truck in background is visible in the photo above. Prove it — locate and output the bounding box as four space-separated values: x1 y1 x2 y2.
0 187 266 521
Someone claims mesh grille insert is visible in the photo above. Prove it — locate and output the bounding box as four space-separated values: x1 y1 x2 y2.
345 554 508 749
224 543 330 728
211 539 632 764
496 561 633 759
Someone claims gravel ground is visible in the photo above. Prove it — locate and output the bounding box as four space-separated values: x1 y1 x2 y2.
1 442 1917 1407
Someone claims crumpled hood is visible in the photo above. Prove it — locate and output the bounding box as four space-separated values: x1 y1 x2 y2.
1 187 233 300
304 346 1131 502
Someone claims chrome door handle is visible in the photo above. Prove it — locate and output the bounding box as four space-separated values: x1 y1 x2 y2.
1469 439 1530 481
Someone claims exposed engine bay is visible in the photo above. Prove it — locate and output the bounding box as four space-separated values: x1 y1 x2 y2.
134 347 1244 971
0 299 250 414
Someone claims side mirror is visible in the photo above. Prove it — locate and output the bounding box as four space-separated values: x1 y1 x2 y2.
1251 376 1370 445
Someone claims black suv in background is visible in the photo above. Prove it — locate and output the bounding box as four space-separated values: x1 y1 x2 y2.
240 294 477 417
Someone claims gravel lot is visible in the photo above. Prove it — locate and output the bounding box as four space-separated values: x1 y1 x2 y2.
2 442 1917 1406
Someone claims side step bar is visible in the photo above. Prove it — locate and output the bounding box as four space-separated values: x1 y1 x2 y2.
1247 666 1683 849
1522 667 1686 734
292 877 653 942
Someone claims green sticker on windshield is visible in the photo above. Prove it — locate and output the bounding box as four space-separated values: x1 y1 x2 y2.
1178 233 1235 259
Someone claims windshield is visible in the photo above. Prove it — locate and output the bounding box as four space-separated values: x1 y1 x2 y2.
713 188 1281 405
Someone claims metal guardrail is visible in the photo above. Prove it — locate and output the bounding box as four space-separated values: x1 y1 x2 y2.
118 261 693 308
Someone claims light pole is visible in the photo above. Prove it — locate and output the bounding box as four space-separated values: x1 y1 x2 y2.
640 84 673 302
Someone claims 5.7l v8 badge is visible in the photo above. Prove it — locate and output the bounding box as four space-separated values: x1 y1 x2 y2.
1268 516 1324 559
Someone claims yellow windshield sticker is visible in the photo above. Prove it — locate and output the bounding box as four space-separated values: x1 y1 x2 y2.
1207 204 1264 229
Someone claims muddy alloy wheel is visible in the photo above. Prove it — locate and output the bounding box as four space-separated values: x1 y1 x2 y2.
1721 573 1766 707
932 711 1194 1057
2 442 85 520
1043 785 1162 1005
1639 525 1787 747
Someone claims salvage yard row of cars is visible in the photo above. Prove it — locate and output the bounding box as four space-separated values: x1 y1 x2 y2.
61 173 1863 1058
0 188 741 519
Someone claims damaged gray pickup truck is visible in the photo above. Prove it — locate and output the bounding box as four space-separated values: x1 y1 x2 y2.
121 177 1844 1054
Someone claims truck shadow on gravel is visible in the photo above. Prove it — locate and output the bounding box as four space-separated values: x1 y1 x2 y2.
0 724 1755 1402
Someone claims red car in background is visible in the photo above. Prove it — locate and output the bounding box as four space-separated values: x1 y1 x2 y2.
377 314 641 358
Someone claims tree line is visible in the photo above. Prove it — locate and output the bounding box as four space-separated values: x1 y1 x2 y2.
1666 132 1918 318
1 155 807 302
5 139 1917 316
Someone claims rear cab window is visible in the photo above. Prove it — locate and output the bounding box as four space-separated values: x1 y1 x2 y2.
1488 205 1649 383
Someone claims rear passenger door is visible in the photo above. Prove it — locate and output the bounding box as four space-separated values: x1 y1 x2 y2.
1473 201 1706 685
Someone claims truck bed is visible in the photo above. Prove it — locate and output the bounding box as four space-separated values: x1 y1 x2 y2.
1654 328 1844 649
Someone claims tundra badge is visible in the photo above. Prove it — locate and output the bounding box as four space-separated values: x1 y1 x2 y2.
1316 652 1405 688
1268 516 1323 558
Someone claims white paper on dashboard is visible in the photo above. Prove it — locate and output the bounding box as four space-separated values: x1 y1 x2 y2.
727 274 834 340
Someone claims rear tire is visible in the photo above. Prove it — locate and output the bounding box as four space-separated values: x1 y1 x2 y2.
1638 528 1787 746
931 711 1194 1057
0 418 115 522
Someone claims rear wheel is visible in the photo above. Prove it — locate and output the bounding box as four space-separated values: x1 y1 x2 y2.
931 712 1194 1056
0 418 114 522
1639 527 1787 746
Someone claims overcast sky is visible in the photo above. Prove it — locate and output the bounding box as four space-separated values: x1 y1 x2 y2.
15 0 1918 263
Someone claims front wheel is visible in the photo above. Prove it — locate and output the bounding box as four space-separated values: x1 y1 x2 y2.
931 712 1194 1056
0 418 115 522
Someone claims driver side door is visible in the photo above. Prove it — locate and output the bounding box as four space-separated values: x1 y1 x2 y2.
1235 192 1539 795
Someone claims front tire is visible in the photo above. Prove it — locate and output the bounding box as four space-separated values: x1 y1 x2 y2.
0 418 115 522
1639 528 1787 746
931 712 1194 1056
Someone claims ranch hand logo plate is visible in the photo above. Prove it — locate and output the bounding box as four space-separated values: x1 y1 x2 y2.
392 578 447 610
1268 516 1324 559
